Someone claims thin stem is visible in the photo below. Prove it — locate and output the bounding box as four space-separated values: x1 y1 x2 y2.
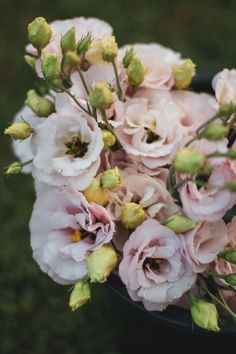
22 158 33 166
64 90 91 116
173 177 193 191
77 66 90 95
204 271 226 279
101 110 122 150
112 59 123 101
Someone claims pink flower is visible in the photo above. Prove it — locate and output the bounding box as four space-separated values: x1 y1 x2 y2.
119 43 182 90
181 220 228 273
115 93 185 169
179 139 236 221
212 69 236 106
119 219 196 311
32 98 103 190
30 186 115 284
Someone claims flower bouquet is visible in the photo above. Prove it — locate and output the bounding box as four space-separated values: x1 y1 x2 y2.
5 16 236 333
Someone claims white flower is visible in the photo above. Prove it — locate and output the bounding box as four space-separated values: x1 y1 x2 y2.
212 69 236 106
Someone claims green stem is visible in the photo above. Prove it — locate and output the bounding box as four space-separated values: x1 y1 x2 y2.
112 59 123 101
64 89 91 116
101 110 122 150
22 159 33 166
77 66 90 96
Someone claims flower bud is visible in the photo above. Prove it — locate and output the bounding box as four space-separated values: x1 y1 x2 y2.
25 90 55 117
227 149 236 159
221 247 236 264
121 202 145 229
224 179 236 192
27 17 52 50
127 57 145 87
84 178 109 206
64 51 81 66
4 121 33 140
173 59 196 89
41 51 61 81
100 167 122 189
87 244 118 283
24 54 36 69
77 34 92 55
89 82 113 110
219 102 235 118
60 27 76 55
123 48 134 69
189 296 220 332
101 35 118 62
102 129 116 150
173 148 205 175
224 273 236 286
199 124 228 141
69 280 91 311
163 215 196 233
5 161 23 175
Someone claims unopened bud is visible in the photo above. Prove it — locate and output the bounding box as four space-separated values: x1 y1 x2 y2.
60 27 76 55
89 82 113 110
27 17 52 50
5 161 23 175
42 51 61 81
101 35 118 62
199 124 228 141
87 244 118 283
163 214 196 233
224 179 236 192
219 102 235 118
102 129 116 150
224 273 236 286
77 34 92 55
84 178 109 206
4 121 33 140
25 90 54 117
24 54 36 69
121 202 145 229
173 59 196 89
221 247 236 265
127 57 145 87
64 51 81 66
174 148 205 175
123 47 134 69
100 167 122 189
69 280 91 311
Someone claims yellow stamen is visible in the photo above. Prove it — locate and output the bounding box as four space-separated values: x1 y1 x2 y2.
71 229 82 242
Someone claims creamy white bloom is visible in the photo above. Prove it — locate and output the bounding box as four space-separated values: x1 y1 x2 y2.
212 69 236 105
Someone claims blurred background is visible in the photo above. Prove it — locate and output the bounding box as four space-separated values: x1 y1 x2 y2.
1 0 236 352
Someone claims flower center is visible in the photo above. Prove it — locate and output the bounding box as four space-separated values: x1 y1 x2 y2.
144 128 160 144
144 257 163 271
65 135 89 158
71 229 96 243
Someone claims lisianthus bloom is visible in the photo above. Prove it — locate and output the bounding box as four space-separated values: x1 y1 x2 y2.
12 105 44 173
26 17 113 77
119 219 196 311
178 139 236 221
107 167 178 221
119 43 183 90
32 97 103 190
212 69 236 106
115 93 185 169
181 219 228 273
30 186 115 284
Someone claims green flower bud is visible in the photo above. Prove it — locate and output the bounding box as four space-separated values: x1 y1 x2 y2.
77 34 92 55
87 244 118 283
121 202 145 229
224 179 236 192
173 148 205 175
221 247 236 264
219 102 235 118
41 50 61 81
123 48 134 69
69 280 91 311
163 215 196 233
102 129 116 150
127 57 145 87
4 121 33 140
224 273 236 286
27 17 52 50
189 296 220 332
5 161 23 175
60 27 76 55
89 82 113 110
100 167 122 189
199 124 228 141
101 35 118 62
227 149 236 159
24 54 36 69
173 59 196 89
84 178 109 206
25 90 54 117
64 51 81 66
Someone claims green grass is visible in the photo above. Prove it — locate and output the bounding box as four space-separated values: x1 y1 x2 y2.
1 0 236 352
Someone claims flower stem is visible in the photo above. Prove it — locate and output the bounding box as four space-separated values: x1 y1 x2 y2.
112 59 123 101
64 89 91 116
101 110 122 150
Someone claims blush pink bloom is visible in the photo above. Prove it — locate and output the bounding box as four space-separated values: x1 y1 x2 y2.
119 43 182 90
181 219 228 273
179 139 236 221
115 94 185 169
32 98 103 190
119 219 196 311
30 186 115 284
212 69 236 106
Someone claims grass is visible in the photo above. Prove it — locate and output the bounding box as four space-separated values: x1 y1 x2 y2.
1 0 236 352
